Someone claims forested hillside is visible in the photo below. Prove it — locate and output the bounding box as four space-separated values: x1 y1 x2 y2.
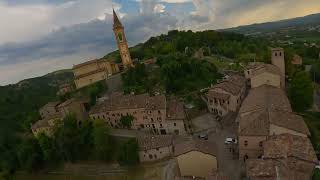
0 70 73 176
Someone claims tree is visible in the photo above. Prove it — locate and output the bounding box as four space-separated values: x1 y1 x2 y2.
117 139 139 166
288 71 314 112
92 119 113 161
17 138 43 172
37 133 59 164
120 115 134 129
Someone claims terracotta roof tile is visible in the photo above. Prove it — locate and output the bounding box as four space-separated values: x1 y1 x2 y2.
174 139 217 157
89 93 166 114
263 134 317 163
138 135 173 151
239 85 291 114
167 99 186 120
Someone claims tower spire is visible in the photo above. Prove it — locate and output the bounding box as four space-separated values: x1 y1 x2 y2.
113 9 123 29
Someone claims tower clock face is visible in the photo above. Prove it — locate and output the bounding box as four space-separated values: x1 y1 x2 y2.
118 32 123 42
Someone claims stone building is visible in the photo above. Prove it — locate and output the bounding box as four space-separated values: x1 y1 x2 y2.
245 63 282 89
113 9 133 69
138 135 173 162
73 59 119 89
31 98 89 137
238 85 310 160
174 139 218 179
57 98 89 121
292 54 303 65
206 75 246 117
89 93 187 135
246 134 317 180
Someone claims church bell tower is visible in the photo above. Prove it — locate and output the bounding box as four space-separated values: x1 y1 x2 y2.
113 9 133 69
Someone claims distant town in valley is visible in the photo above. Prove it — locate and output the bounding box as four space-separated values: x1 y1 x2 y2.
1 5 320 180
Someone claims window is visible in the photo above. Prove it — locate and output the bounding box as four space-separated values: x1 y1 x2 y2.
103 115 105 119
244 140 248 146
118 32 123 42
279 52 282 56
174 123 177 126
160 124 163 127
158 110 161 114
259 141 263 147
149 154 153 159
247 70 250 74
275 52 277 56
156 148 159 151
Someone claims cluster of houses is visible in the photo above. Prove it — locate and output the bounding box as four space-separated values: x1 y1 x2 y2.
31 98 89 136
30 9 318 180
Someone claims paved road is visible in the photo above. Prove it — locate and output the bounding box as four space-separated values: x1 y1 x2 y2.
192 112 243 180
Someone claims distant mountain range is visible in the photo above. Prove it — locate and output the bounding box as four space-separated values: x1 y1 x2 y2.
222 13 320 36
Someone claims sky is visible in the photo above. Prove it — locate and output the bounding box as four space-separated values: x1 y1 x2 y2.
0 0 320 85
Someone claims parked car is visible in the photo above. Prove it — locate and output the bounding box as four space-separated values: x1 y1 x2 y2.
198 133 208 140
225 137 237 144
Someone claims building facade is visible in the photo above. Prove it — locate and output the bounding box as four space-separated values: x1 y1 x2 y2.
89 93 187 135
245 63 282 89
174 140 218 179
138 135 173 162
113 9 133 69
73 59 119 89
206 75 246 117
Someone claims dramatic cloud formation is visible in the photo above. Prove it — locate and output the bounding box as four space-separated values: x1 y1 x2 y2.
0 0 319 85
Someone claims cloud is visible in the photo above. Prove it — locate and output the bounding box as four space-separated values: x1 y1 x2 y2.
0 0 320 85
0 0 116 44
154 4 166 13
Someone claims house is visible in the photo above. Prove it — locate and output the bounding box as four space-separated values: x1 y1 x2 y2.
291 54 303 65
89 93 187 135
31 98 90 137
31 120 52 137
166 98 188 135
244 63 282 89
73 59 119 89
238 85 310 161
246 134 317 180
245 48 286 89
206 75 246 117
137 135 173 162
57 98 89 121
39 101 61 119
174 139 218 179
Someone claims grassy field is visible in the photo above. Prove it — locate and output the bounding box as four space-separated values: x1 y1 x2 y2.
15 163 165 180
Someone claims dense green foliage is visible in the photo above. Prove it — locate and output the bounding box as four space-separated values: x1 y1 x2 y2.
92 119 113 161
136 30 271 63
120 115 134 129
157 53 221 94
62 80 108 106
0 71 73 177
314 169 320 180
303 112 320 152
117 139 139 166
122 63 151 94
288 71 314 112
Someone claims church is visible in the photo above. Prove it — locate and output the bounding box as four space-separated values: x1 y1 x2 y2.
72 9 133 89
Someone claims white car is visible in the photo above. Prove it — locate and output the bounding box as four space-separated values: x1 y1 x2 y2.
225 138 237 144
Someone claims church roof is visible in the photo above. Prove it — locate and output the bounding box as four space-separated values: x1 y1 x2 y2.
113 9 123 29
